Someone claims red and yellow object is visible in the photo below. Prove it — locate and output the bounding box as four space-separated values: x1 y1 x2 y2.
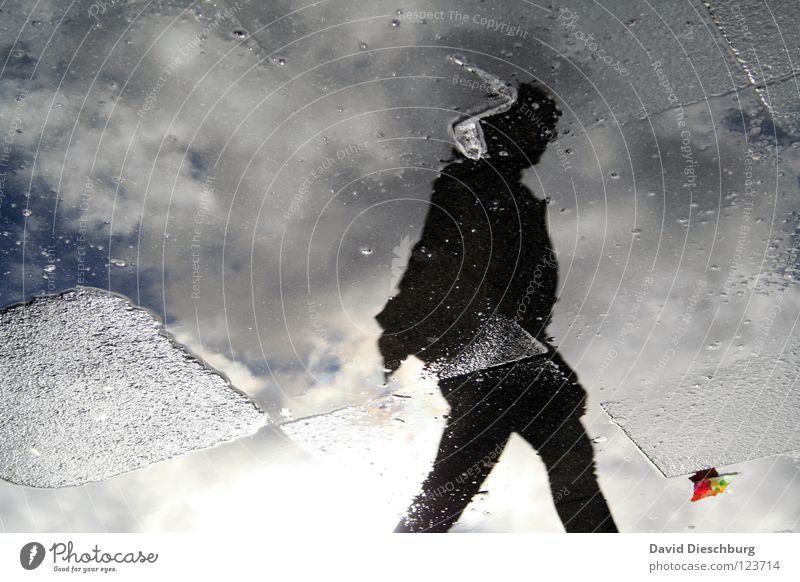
689 468 733 502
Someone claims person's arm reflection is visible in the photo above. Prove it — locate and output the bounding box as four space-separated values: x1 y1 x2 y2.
376 82 618 532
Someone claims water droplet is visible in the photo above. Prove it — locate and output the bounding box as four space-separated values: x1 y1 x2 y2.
359 42 368 50
22 209 32 217
109 259 126 267
592 436 608 443
610 171 620 179
360 247 373 256
390 19 400 27
232 30 247 39
271 56 286 66
43 264 56 273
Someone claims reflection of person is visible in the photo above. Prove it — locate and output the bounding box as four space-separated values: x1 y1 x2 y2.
376 82 618 532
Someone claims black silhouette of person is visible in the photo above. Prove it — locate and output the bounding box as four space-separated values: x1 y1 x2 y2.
376 82 618 532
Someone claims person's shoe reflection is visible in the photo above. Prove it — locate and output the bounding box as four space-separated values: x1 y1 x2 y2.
376 81 618 533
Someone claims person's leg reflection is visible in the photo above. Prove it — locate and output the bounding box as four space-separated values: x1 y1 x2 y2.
395 377 511 533
396 355 617 532
516 354 618 532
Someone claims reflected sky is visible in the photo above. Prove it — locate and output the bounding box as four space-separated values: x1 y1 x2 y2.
1 0 800 532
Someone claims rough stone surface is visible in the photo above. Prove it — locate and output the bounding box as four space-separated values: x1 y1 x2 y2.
432 315 548 379
0 288 267 488
602 354 800 477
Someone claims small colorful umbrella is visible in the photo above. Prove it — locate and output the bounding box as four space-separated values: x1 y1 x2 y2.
689 468 735 502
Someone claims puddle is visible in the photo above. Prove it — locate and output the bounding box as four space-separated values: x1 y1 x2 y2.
1 0 799 532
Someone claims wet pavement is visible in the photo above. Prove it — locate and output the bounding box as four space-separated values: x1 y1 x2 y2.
1 0 799 532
